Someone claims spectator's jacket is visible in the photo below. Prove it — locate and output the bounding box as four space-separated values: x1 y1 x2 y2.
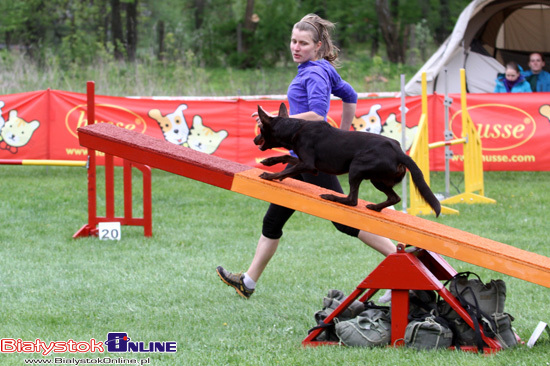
494 74 532 93
522 70 550 92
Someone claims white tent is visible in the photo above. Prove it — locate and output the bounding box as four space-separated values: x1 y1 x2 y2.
405 0 550 95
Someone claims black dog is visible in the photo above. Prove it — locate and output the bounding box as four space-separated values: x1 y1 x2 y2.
254 103 441 216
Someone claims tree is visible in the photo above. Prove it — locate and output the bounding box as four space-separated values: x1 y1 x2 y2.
0 0 473 68
126 0 138 61
236 0 259 66
111 0 124 59
156 20 165 60
375 0 408 63
194 0 206 30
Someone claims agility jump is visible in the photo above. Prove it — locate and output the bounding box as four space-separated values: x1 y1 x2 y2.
408 69 496 216
74 82 152 238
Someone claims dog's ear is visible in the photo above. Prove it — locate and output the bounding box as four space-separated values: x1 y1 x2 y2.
278 103 289 118
257 105 272 126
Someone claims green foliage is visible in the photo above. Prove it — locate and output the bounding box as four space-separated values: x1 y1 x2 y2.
1 0 473 69
248 0 299 68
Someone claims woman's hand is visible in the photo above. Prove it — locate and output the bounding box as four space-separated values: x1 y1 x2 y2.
251 106 275 127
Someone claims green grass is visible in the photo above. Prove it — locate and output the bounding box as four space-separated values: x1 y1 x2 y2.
0 166 549 365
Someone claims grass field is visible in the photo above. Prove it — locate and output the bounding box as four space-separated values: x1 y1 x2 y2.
1 166 549 365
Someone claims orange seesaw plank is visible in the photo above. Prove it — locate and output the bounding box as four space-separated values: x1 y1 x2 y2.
77 123 550 288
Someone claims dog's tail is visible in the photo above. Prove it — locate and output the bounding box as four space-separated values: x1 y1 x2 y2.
399 153 441 217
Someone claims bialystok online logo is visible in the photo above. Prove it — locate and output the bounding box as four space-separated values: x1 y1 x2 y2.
0 333 177 356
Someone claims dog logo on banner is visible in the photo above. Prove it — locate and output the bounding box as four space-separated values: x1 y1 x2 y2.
0 102 41 154
353 104 417 151
148 104 227 154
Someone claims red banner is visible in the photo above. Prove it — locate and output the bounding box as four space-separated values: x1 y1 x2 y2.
443 93 547 171
0 89 549 171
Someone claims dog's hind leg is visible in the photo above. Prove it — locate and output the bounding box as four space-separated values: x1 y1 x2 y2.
319 174 361 206
366 180 401 212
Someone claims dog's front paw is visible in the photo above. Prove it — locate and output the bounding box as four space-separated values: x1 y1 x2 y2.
260 157 278 166
259 172 276 180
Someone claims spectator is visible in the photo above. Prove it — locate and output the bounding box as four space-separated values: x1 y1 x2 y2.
494 61 531 93
522 52 550 92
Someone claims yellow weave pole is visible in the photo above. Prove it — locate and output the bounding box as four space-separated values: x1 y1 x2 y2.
440 69 496 205
407 72 457 216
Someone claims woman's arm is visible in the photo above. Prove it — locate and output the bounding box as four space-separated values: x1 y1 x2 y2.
339 102 356 131
289 110 324 121
252 107 324 124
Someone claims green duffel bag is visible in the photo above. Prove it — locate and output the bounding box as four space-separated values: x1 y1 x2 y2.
314 289 366 324
404 315 454 350
334 308 391 347
312 289 367 342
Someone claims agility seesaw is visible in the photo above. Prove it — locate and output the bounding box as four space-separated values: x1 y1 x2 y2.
77 122 550 352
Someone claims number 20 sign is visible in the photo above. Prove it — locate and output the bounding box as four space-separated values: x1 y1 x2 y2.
98 222 122 241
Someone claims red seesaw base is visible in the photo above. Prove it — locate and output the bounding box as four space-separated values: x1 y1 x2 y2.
303 244 508 353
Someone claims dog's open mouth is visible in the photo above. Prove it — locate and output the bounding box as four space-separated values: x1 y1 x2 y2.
253 134 266 150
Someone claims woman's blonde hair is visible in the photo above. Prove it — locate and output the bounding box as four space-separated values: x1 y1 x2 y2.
294 14 340 65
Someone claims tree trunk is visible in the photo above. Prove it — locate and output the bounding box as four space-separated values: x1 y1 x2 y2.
239 0 257 55
100 0 109 48
435 0 450 45
126 0 138 61
194 0 205 29
5 31 12 50
111 0 124 60
375 0 405 63
157 20 165 61
243 0 256 32
371 23 380 58
24 0 46 60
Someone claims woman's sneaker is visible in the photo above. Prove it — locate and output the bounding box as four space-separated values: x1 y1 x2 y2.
216 266 255 299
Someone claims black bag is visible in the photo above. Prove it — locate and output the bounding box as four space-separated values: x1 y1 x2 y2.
409 290 438 319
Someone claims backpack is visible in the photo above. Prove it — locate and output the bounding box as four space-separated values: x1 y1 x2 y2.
334 307 392 347
439 272 517 350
